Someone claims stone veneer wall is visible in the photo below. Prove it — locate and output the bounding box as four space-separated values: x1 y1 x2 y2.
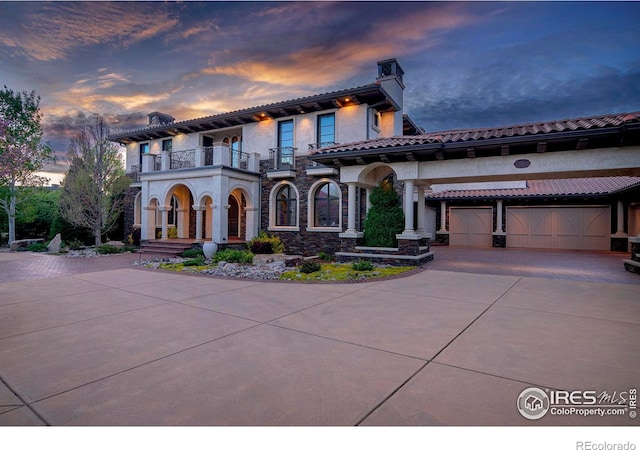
123 186 141 243
260 156 346 256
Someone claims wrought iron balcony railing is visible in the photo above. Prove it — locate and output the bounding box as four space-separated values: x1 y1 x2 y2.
170 149 195 169
269 147 296 170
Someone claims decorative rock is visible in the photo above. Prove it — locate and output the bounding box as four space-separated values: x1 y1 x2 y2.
9 238 44 252
47 233 62 253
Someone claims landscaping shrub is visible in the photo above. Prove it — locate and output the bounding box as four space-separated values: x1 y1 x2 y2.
363 179 404 247
183 257 205 266
212 249 254 264
317 252 335 261
96 244 122 254
351 259 374 271
27 242 48 252
181 248 204 259
248 231 284 254
300 260 321 274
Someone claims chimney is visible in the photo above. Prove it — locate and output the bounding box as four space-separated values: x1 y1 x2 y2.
377 58 405 89
376 58 405 136
147 112 175 127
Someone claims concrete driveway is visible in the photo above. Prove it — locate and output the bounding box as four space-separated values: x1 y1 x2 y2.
0 249 638 425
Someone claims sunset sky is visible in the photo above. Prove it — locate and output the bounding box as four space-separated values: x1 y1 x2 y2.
1 1 639 178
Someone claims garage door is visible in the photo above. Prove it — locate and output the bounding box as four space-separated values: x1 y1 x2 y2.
449 207 493 247
506 206 610 250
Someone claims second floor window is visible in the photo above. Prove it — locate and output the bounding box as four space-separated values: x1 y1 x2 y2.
317 113 335 148
278 119 294 149
162 139 172 152
139 142 149 165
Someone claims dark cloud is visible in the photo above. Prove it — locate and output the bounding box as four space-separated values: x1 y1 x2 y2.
1 1 638 176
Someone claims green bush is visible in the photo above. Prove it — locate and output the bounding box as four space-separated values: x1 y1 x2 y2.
351 259 374 271
213 249 254 264
363 179 404 247
183 257 205 266
181 248 204 259
248 231 284 254
27 242 48 252
300 260 321 274
96 244 122 254
317 252 334 261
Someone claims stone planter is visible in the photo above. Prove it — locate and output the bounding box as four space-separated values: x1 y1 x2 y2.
202 242 218 259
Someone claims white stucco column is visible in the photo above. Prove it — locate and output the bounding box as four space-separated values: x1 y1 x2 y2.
192 205 205 242
402 180 416 236
495 199 504 233
346 183 357 234
416 185 426 236
245 206 258 241
142 206 154 240
439 200 447 232
159 206 171 240
614 200 627 236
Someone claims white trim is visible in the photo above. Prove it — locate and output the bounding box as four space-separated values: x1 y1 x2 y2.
269 180 300 229
307 178 342 230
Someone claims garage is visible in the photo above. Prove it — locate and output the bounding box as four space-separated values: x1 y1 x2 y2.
506 206 610 250
449 207 493 247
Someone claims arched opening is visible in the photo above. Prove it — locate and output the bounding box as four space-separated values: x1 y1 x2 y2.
227 189 248 241
163 183 195 239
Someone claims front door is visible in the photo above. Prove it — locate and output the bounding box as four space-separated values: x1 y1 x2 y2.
228 195 239 238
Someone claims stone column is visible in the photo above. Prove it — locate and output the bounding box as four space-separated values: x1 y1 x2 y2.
439 200 447 232
615 200 627 236
416 185 426 236
192 205 205 242
346 183 357 234
495 199 504 233
159 206 171 240
402 180 416 236
492 199 507 248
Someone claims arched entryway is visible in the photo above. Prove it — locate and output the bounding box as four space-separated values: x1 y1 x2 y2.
227 189 247 241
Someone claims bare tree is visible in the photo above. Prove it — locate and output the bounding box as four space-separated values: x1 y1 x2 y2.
59 115 129 247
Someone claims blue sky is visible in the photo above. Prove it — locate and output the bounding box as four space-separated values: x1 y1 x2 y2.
0 1 639 173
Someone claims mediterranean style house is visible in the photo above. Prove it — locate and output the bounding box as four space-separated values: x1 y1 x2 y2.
109 58 640 269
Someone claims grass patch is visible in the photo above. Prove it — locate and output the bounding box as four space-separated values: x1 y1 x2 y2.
280 262 414 281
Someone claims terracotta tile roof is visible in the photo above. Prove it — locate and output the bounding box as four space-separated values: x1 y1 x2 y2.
426 177 640 200
311 111 640 155
422 111 640 143
109 83 395 142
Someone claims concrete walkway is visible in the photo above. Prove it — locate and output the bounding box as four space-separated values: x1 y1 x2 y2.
0 249 638 425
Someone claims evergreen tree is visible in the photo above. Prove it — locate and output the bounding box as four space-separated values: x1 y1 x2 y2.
363 179 404 247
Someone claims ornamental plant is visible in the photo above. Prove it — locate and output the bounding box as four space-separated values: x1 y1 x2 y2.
248 230 284 254
363 179 404 247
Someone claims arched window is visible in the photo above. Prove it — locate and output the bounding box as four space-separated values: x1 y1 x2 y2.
275 184 297 227
313 182 340 227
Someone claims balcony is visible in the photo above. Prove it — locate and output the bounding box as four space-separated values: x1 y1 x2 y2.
170 149 195 169
127 164 141 182
139 144 260 178
267 147 296 179
305 160 338 177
